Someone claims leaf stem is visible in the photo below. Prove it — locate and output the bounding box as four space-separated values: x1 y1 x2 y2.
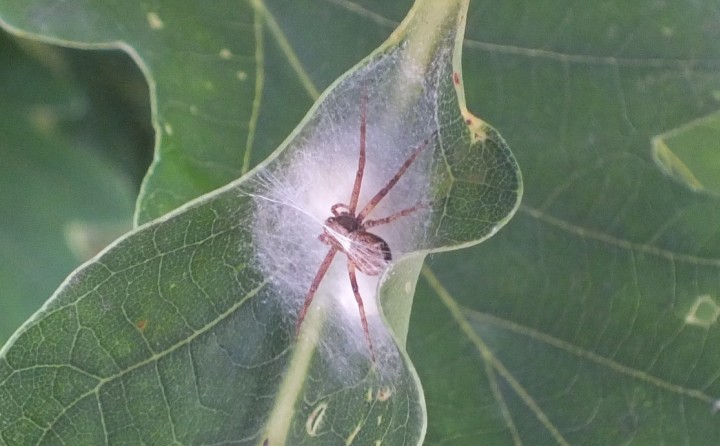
263 294 327 445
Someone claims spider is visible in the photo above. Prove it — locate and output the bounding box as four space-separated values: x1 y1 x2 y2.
295 96 435 361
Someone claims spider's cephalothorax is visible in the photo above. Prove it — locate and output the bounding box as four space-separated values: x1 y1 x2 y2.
294 94 435 362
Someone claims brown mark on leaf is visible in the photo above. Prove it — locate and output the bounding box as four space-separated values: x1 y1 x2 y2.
462 110 488 143
376 385 393 402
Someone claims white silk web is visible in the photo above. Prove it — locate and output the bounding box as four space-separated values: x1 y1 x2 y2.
243 43 451 368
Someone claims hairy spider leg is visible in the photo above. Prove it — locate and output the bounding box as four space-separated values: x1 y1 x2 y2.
347 261 376 362
362 202 429 229
295 247 339 337
348 92 368 213
357 132 436 221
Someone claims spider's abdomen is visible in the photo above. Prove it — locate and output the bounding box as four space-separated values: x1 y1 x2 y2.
322 214 391 276
347 232 392 276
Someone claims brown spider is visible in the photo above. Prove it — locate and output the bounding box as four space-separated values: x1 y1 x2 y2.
295 96 435 361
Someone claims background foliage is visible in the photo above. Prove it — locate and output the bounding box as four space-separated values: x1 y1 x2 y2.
2 0 720 444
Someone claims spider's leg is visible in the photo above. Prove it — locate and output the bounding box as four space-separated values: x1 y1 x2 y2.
348 91 367 213
295 247 338 337
363 201 429 229
347 261 376 362
357 131 436 221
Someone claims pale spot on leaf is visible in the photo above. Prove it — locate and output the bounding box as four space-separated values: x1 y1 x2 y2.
403 280 412 294
345 421 362 445
237 70 248 81
29 105 59 132
685 294 720 328
305 402 327 436
63 220 130 261
147 12 164 30
219 48 232 59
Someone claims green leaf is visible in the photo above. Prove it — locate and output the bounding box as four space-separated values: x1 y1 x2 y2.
6 0 714 444
0 35 137 345
407 1 720 444
0 1 520 444
0 0 309 224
